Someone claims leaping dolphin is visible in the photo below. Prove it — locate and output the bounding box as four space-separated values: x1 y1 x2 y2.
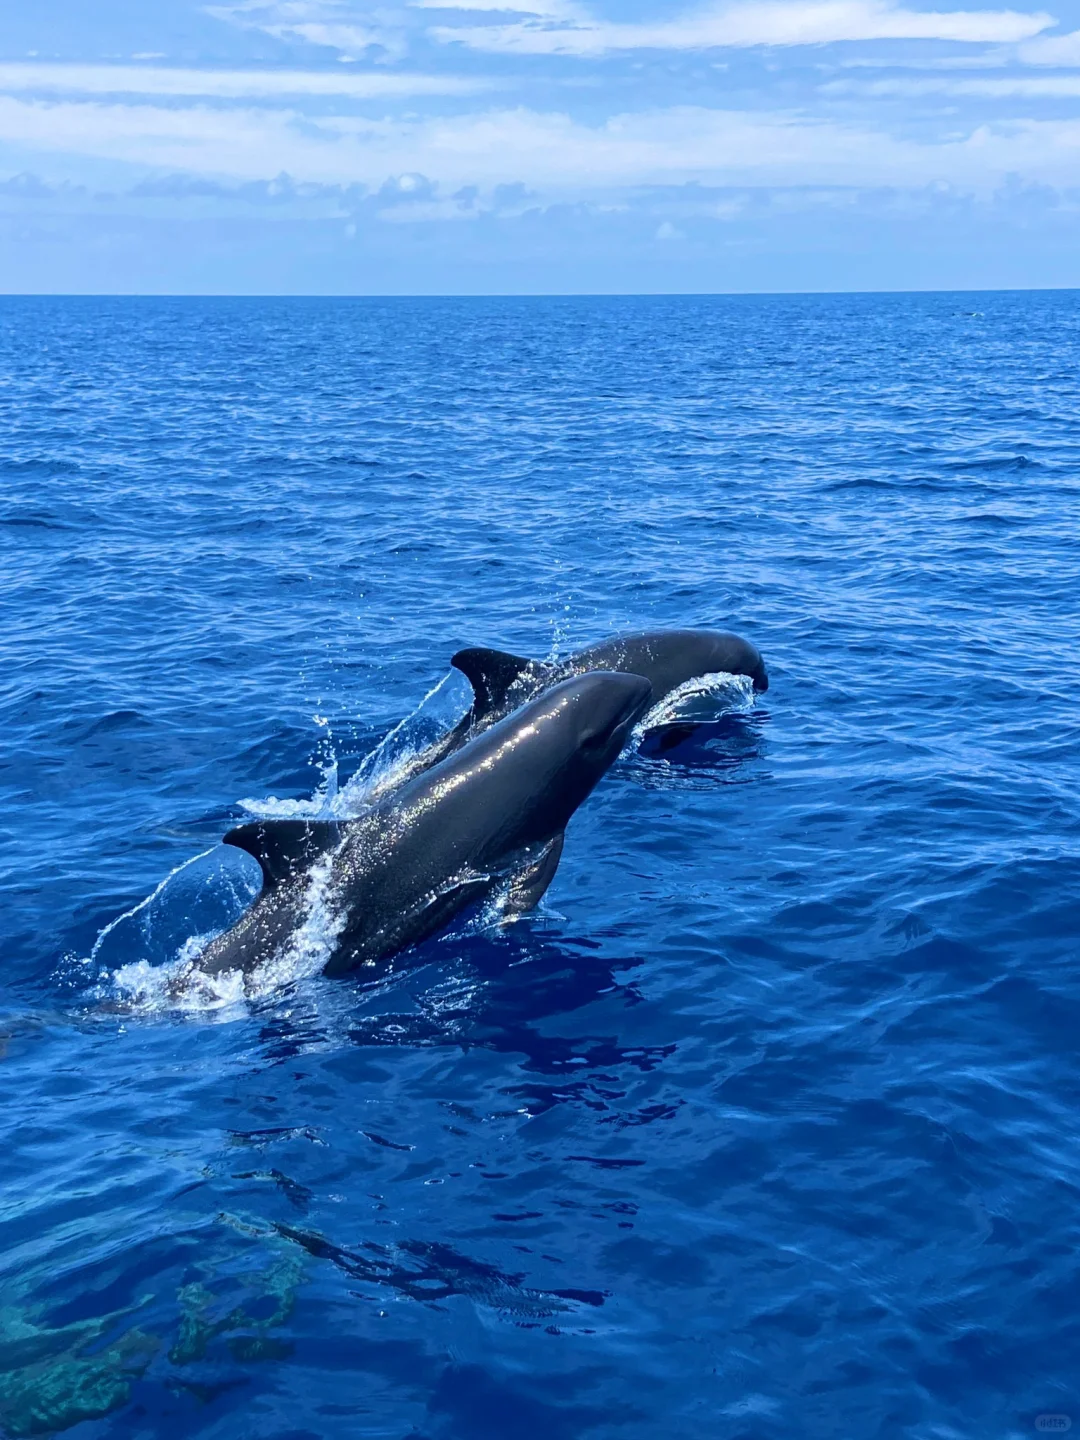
366 629 767 802
455 628 768 717
193 670 653 981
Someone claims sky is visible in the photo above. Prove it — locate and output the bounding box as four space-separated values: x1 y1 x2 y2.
2 0 1080 292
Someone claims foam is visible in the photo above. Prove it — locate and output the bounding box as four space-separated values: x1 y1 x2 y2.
103 847 351 1014
632 669 756 740
111 941 247 1018
239 853 348 995
239 669 471 823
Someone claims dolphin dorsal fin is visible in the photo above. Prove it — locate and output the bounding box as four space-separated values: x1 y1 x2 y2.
451 647 544 717
223 819 342 888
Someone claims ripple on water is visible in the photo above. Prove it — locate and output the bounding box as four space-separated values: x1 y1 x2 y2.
1 293 1079 1440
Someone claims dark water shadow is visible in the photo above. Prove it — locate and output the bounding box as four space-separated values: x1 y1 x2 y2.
629 708 769 787
249 927 673 1086
273 1221 605 1319
417 1362 641 1440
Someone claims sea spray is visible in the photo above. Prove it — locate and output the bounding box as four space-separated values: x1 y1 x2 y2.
631 670 756 742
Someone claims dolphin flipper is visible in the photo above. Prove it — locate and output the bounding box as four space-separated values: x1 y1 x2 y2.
451 647 548 717
407 875 494 944
224 819 343 888
503 834 565 917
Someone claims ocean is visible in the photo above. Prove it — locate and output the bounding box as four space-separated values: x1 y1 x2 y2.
1 293 1078 1438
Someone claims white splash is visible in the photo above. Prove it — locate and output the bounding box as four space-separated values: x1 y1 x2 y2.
243 852 347 995
86 677 471 1017
111 935 248 1018
108 847 349 1014
238 669 470 823
85 848 217 966
335 669 470 813
237 754 340 821
632 669 756 741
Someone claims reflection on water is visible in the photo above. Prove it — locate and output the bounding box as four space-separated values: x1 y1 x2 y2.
275 1222 605 1320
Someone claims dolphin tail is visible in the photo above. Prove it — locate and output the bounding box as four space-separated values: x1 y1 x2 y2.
451 647 548 717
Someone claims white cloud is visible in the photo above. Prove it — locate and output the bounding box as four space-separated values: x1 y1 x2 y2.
272 21 387 47
0 63 488 100
412 0 577 14
377 195 480 218
1017 27 1080 63
5 93 1080 195
825 72 1080 94
655 219 685 237
430 0 1055 57
207 1 409 58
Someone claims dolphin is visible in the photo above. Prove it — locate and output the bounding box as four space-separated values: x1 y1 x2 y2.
366 628 767 802
193 670 653 981
456 628 768 715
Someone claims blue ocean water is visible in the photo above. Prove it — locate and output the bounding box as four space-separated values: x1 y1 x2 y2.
1 293 1079 1439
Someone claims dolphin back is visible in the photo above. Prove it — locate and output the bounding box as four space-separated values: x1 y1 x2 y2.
452 629 768 727
451 646 549 718
225 819 343 888
572 630 768 696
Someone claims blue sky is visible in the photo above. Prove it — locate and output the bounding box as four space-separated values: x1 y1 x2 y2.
2 0 1080 291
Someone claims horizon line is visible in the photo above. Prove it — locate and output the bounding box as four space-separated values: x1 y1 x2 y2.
2 286 1079 299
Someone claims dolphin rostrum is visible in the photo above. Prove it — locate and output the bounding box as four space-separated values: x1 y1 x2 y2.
193 670 653 981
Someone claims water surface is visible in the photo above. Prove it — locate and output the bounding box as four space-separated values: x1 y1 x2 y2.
1 293 1078 1438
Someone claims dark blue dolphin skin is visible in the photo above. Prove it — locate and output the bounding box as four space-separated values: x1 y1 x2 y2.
194 670 653 980
365 629 767 802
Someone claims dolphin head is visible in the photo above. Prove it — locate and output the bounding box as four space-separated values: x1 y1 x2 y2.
576 629 769 698
504 670 653 839
695 630 769 693
569 668 654 767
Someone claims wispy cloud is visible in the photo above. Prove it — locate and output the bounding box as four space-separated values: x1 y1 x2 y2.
412 0 577 14
825 73 1080 95
121 167 536 221
0 63 489 100
429 0 1055 57
5 94 1080 193
1017 27 1080 63
127 170 366 200
207 1 408 58
201 0 1060 60
0 171 87 198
